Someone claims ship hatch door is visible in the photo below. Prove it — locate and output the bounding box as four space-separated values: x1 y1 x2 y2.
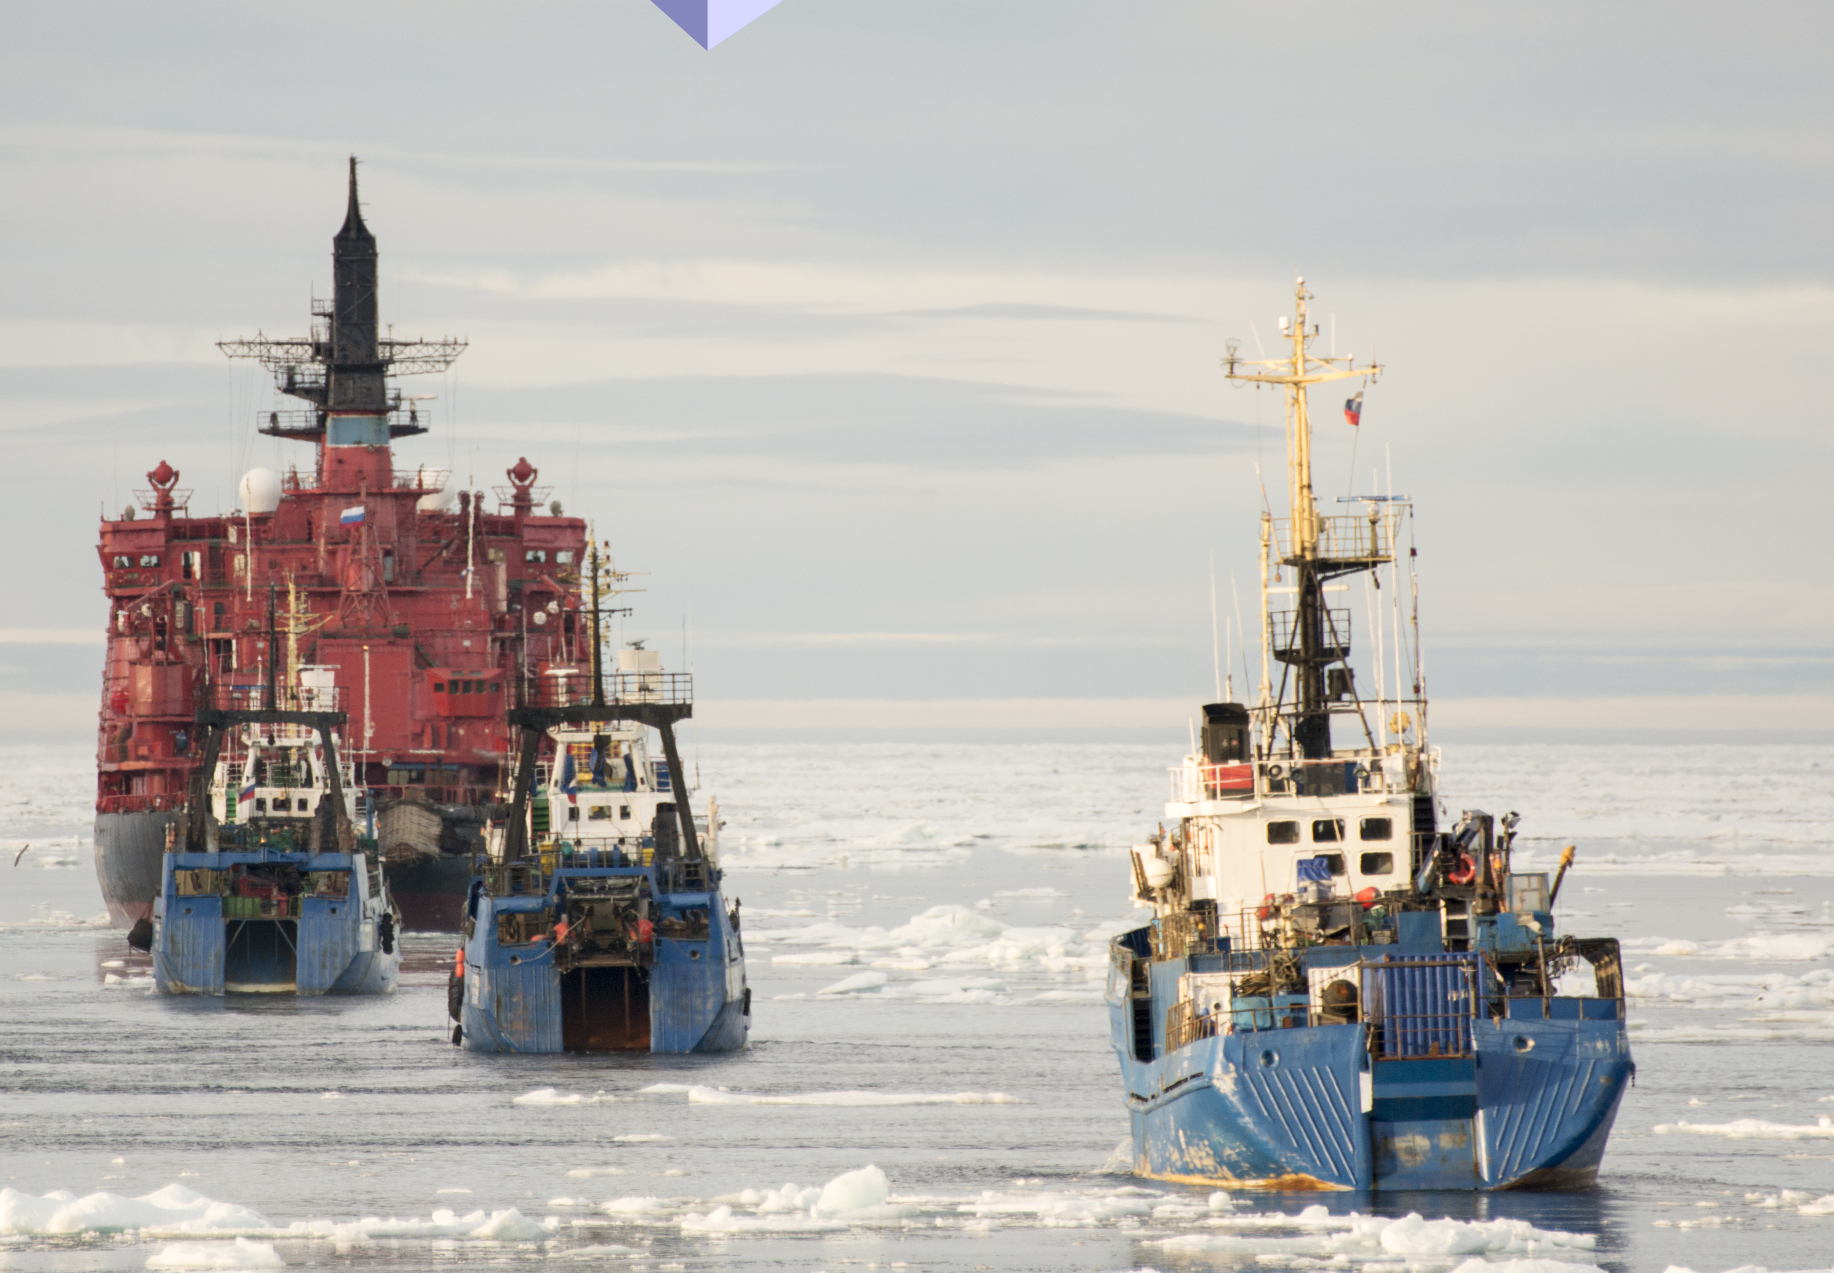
561 966 650 1051
225 920 298 991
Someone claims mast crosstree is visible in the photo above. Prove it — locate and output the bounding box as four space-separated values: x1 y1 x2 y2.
1223 279 1392 760
218 157 466 439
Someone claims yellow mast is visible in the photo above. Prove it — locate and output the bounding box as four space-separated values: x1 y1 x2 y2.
1224 279 1386 759
1223 278 1380 559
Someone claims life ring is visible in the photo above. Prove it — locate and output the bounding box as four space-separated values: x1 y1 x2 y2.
1446 850 1477 886
1389 710 1412 737
1266 762 1286 781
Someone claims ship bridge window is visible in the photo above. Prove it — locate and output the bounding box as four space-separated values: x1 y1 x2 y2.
433 682 444 692
112 555 132 569
1360 851 1395 876
525 549 547 563
1266 821 1300 845
1359 817 1393 841
588 805 612 821
1312 818 1345 842
138 555 160 568
555 550 574 564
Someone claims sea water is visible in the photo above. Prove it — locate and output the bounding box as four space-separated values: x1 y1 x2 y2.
2 740 1832 1273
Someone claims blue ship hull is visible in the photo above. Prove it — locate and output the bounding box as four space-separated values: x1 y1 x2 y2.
458 858 749 1054
153 849 400 996
1107 929 1632 1191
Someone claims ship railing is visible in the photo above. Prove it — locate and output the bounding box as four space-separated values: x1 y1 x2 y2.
133 486 193 513
396 467 450 493
208 684 347 714
97 793 187 815
537 840 657 871
520 671 694 710
1168 753 1418 802
492 483 553 511
1166 999 1220 1050
1269 512 1400 566
267 411 323 439
1268 607 1353 663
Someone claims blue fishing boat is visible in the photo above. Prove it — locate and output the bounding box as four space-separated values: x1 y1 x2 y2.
143 665 400 995
1106 281 1632 1190
453 552 747 1053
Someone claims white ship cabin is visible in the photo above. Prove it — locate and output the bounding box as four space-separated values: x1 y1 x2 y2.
1144 702 1439 919
515 649 718 865
210 666 354 825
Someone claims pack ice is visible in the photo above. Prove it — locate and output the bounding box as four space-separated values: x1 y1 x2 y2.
0 1184 268 1236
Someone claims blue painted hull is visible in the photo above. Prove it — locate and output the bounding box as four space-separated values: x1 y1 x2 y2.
153 850 400 997
460 868 749 1054
1110 992 1631 1190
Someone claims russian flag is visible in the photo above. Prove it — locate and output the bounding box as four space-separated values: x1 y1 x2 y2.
1343 391 1364 427
340 505 366 525
239 777 257 804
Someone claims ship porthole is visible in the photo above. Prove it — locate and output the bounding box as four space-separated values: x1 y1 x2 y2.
509 955 521 965
689 949 701 960
1512 1035 1534 1053
1259 1049 1278 1067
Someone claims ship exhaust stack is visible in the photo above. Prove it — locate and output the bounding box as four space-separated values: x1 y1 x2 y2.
330 156 384 413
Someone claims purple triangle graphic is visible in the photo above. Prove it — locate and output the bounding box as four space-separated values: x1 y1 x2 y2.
650 0 785 49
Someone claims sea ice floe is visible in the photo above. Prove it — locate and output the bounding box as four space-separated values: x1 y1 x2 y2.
1632 933 1834 962
679 1165 910 1234
654 1085 1021 1107
1654 1117 1834 1140
816 1165 888 1215
563 1168 626 1178
744 903 1113 999
287 1207 557 1241
601 1197 669 1215
464 1208 551 1240
0 1184 564 1246
1146 1206 1597 1264
678 1205 846 1234
816 971 887 995
511 1088 612 1106
145 1237 283 1269
772 950 858 966
0 1184 270 1236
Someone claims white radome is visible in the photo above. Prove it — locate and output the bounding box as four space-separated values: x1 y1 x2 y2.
238 468 281 515
417 480 456 513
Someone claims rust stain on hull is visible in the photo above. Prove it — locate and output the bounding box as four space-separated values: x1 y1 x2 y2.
1137 1168 1346 1192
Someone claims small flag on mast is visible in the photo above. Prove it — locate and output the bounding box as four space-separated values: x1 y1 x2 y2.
340 505 366 525
1343 391 1364 427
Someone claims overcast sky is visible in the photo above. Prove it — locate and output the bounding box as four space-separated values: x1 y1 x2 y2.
2 2 1829 739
